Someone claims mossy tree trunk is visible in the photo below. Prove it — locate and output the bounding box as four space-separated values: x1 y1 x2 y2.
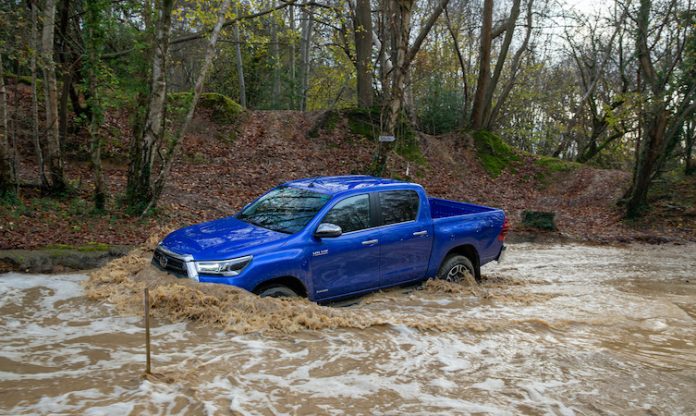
623 0 696 218
373 0 450 175
141 0 232 215
0 53 15 197
84 0 108 210
40 0 67 193
354 0 373 108
685 120 695 176
30 0 48 189
469 0 492 130
125 0 174 212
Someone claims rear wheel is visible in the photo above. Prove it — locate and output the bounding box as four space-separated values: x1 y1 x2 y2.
255 284 299 298
437 255 478 283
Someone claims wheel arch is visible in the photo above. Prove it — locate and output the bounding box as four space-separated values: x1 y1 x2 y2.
252 276 308 298
442 244 481 280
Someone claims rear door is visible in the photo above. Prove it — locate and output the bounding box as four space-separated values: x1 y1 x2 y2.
310 194 381 299
378 190 432 287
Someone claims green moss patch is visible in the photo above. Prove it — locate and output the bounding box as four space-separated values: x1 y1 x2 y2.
307 110 340 138
200 93 244 124
473 130 519 177
535 156 582 173
168 92 244 124
45 242 111 252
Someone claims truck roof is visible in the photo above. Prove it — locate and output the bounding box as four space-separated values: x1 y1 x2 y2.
284 175 415 195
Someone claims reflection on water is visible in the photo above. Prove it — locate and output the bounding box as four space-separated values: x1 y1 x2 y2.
1 243 695 415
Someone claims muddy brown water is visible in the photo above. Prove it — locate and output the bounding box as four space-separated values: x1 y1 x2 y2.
1 242 695 415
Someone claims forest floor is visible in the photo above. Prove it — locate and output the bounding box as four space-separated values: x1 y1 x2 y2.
2 98 695 250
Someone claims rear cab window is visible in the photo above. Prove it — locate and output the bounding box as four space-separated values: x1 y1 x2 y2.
379 190 420 225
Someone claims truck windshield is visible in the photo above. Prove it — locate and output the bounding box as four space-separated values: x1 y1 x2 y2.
237 187 331 234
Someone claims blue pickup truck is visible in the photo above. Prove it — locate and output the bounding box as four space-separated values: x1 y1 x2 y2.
153 176 508 302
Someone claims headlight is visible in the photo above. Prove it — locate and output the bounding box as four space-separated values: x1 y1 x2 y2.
194 255 253 276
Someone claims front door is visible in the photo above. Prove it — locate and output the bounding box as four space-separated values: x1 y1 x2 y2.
310 194 381 299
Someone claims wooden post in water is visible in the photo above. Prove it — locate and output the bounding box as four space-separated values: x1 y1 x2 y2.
144 288 151 375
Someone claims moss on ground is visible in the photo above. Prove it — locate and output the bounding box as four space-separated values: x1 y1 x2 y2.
535 156 582 173
307 110 340 138
534 156 582 185
45 242 111 253
168 92 244 124
473 130 519 177
200 93 244 123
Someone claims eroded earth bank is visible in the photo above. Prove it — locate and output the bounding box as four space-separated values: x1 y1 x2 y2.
1 241 695 415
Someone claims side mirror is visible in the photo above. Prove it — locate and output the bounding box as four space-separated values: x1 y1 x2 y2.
314 223 342 238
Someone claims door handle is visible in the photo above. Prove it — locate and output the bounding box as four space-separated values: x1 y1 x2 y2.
362 239 379 246
412 231 428 236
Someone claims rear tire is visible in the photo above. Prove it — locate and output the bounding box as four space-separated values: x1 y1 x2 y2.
255 284 299 298
437 255 478 283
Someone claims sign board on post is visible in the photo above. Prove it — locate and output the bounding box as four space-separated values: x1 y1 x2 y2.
379 135 396 143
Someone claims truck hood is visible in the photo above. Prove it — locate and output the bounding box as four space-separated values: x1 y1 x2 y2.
160 216 289 261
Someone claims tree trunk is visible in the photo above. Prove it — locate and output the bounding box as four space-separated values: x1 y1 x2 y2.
144 0 233 214
31 0 48 189
372 0 449 175
354 0 373 108
625 109 668 217
85 0 106 210
685 121 695 175
57 0 72 146
299 9 314 111
481 0 521 129
289 4 296 109
444 7 469 116
0 53 14 196
125 0 174 211
40 0 66 193
470 0 493 130
234 2 247 108
622 0 696 217
270 1 281 107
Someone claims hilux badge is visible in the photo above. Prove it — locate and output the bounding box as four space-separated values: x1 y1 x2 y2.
159 255 168 268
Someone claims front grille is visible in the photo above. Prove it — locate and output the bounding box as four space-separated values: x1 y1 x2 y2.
153 248 188 275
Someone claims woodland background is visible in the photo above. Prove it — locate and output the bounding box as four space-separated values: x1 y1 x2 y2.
0 0 694 249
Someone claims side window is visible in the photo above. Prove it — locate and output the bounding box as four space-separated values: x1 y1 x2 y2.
322 194 371 233
379 191 419 225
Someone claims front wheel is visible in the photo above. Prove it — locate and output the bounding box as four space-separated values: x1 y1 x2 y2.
437 255 478 283
255 284 299 298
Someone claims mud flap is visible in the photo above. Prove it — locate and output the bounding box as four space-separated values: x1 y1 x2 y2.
496 245 507 262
